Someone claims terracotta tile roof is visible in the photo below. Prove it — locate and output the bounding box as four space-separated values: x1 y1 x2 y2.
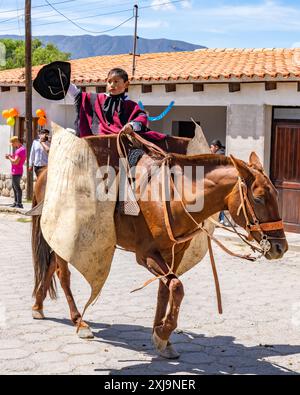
1 48 300 86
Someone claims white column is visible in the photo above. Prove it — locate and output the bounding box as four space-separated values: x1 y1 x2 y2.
226 104 271 173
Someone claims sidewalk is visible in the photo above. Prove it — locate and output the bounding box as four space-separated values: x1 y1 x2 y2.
0 196 31 215
0 195 299 251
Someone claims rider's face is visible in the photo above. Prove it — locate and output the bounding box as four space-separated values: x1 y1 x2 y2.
210 144 218 154
107 74 129 96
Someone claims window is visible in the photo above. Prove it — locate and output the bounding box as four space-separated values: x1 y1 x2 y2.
172 121 201 138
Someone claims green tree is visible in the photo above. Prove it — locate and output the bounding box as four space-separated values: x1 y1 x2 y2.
0 38 70 70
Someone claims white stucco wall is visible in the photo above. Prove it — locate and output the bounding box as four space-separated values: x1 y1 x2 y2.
0 88 76 130
1 81 300 175
0 125 13 174
128 82 300 171
129 81 300 107
145 105 227 145
226 104 271 168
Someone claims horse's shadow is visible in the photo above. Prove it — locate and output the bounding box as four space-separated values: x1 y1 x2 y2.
46 317 300 375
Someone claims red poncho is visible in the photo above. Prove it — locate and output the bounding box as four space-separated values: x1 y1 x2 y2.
75 92 166 141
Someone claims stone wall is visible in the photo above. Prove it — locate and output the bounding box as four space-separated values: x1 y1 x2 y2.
0 174 27 198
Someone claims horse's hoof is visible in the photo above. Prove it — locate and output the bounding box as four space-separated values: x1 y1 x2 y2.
77 326 94 339
152 330 180 359
159 343 180 359
32 309 45 320
152 329 168 352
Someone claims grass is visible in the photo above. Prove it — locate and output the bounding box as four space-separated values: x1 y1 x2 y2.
16 217 32 223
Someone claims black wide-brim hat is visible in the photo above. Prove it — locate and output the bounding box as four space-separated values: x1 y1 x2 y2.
33 61 71 101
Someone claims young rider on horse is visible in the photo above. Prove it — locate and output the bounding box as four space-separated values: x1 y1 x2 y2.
33 62 165 141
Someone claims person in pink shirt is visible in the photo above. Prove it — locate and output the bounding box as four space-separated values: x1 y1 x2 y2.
5 136 27 208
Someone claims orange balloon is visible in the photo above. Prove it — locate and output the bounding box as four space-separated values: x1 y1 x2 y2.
38 117 47 127
9 108 18 118
2 110 10 119
36 109 45 118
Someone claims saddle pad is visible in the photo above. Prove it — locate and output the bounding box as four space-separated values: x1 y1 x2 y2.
41 123 118 314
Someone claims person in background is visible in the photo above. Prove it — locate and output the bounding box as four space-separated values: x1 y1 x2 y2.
29 129 51 177
5 136 27 209
210 139 226 224
210 139 225 155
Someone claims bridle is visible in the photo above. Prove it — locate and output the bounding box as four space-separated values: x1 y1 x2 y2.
237 176 285 255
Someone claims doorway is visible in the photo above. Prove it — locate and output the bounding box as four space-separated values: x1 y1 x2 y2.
270 118 300 233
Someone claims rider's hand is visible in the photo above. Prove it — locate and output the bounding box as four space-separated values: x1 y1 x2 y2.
120 123 134 135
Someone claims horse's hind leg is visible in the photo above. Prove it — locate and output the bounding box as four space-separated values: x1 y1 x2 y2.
153 275 184 359
32 254 56 319
55 254 94 339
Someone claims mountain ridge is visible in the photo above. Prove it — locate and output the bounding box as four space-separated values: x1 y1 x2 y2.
0 34 205 59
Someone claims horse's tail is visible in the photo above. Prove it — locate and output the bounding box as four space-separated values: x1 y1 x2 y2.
32 193 57 300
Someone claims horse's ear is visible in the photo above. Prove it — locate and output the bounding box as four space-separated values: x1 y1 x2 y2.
230 155 255 183
249 152 263 172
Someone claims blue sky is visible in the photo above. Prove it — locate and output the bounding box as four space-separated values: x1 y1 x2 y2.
0 0 299 48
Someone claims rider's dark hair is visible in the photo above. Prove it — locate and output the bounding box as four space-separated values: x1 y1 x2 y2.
107 68 129 82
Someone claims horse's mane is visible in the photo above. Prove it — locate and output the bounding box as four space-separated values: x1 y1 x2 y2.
169 153 234 167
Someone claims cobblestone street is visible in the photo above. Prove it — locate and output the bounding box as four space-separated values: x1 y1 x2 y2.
1 212 300 375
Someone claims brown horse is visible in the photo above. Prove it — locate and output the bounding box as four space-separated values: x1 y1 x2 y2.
32 139 288 358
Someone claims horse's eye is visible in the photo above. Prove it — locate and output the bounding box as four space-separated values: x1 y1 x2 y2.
254 196 264 204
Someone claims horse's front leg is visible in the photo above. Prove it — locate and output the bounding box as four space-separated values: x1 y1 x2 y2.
153 279 170 330
153 274 184 359
55 254 94 339
141 253 183 359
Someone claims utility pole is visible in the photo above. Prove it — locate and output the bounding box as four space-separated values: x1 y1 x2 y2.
25 0 33 200
132 4 139 77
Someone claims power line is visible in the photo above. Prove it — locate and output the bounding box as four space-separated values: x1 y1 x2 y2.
0 15 21 24
0 0 76 15
139 0 189 11
16 0 23 35
38 0 185 32
32 6 135 28
41 0 138 12
44 0 135 34
32 0 142 21
0 0 187 34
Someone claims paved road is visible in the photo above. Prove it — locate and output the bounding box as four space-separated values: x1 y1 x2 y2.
1 212 300 375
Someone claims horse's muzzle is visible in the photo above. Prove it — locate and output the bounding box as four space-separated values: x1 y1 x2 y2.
265 240 289 260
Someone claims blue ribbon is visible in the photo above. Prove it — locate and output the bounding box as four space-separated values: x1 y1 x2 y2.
138 101 175 121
